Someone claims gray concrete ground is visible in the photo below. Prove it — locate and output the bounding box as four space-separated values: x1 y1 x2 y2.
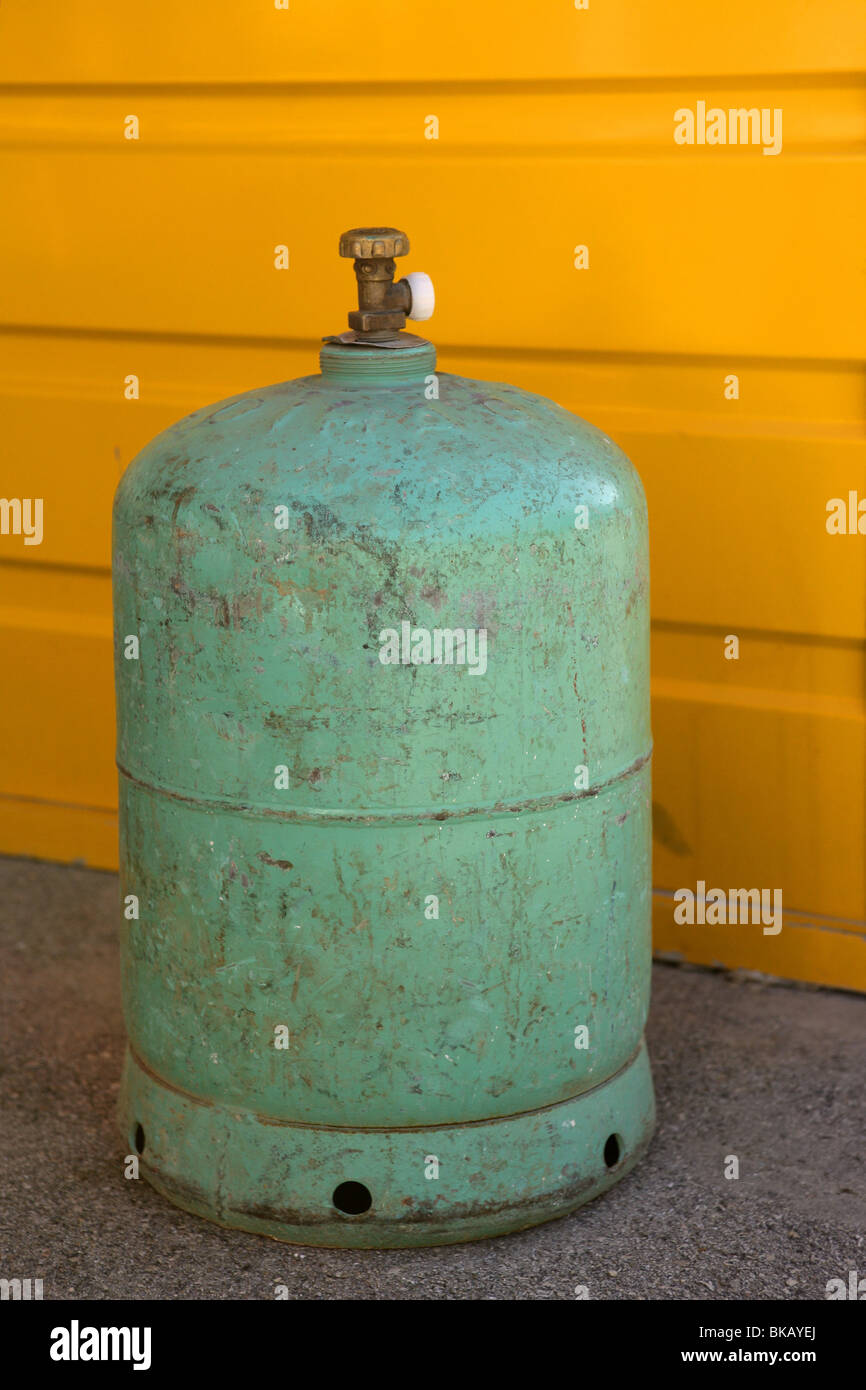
0 854 863 1301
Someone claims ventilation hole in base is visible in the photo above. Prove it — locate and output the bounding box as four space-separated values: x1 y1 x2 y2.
134 1123 146 1156
604 1133 623 1169
332 1181 372 1215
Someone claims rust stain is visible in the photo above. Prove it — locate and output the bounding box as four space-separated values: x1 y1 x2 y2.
257 852 294 870
170 485 196 524
270 576 330 602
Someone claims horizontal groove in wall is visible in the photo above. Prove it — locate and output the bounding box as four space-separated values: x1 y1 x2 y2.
0 90 861 155
0 788 115 817
3 144 862 162
653 887 866 938
2 323 865 374
652 677 865 723
0 604 112 640
651 619 866 651
2 74 865 96
0 334 848 366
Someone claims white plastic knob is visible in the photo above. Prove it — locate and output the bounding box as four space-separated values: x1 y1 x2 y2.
404 271 435 322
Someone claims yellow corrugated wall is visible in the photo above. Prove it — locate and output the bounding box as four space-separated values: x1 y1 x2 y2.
0 3 864 988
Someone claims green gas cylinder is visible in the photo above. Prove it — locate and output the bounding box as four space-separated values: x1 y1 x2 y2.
112 226 655 1247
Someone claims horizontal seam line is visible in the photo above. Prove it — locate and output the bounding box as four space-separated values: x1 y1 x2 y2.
127 1040 645 1134
116 750 652 824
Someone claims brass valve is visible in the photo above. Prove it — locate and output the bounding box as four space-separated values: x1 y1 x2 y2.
339 227 434 337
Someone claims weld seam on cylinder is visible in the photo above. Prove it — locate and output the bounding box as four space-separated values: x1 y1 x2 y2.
126 1039 646 1134
115 748 652 826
